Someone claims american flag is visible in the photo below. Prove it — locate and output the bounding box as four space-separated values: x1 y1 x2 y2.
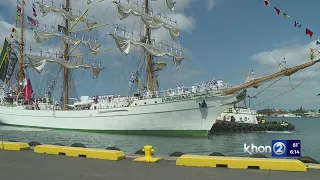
27 16 38 26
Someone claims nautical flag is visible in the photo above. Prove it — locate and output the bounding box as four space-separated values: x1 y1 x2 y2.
306 28 313 38
137 78 140 86
264 0 270 6
23 78 33 100
274 7 280 15
5 50 18 83
12 28 15 32
16 5 21 13
32 2 36 8
32 8 37 17
16 13 21 19
58 25 66 32
316 38 320 45
27 16 38 26
283 13 290 18
294 21 301 28
0 39 11 82
10 34 13 38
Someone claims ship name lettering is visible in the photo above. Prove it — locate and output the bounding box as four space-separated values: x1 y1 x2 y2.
162 95 192 102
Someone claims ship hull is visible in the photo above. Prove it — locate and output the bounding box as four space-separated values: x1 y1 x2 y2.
0 93 237 137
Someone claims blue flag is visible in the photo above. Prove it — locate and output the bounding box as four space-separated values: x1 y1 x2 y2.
294 21 301 28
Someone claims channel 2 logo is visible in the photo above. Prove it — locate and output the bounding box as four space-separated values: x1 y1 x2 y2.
272 140 301 157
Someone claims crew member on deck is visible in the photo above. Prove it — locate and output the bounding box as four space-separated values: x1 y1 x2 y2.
251 70 255 79
278 58 287 71
283 58 287 68
191 84 197 93
310 48 315 61
177 85 181 95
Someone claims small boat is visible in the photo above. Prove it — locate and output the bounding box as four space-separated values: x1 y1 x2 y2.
279 113 301 117
209 107 295 133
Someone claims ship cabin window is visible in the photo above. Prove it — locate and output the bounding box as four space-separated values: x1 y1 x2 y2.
94 106 97 110
155 101 157 103
135 103 137 105
144 102 147 105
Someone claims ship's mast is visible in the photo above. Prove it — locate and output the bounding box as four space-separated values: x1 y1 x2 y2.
63 0 70 110
145 0 155 95
18 0 25 93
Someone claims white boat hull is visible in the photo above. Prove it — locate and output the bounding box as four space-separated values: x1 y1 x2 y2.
0 93 238 136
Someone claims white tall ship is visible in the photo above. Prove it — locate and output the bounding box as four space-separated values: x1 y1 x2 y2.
0 0 319 137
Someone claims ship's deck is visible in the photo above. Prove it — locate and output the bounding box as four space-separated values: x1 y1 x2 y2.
0 149 318 180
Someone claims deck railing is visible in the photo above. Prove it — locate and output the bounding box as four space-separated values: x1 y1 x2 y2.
150 83 235 98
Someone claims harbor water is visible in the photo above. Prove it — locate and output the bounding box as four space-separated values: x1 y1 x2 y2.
0 117 319 161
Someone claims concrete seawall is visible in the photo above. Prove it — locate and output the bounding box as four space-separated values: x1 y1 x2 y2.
0 141 319 180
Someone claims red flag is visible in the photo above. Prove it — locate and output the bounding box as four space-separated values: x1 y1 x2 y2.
306 28 313 38
12 28 15 32
264 0 270 6
23 79 33 100
274 7 280 15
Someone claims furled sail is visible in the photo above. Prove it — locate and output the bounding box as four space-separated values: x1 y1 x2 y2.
113 1 179 40
33 29 100 52
108 33 184 69
36 2 97 28
25 54 103 78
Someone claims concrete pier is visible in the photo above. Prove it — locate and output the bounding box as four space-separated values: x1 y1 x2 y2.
0 150 319 180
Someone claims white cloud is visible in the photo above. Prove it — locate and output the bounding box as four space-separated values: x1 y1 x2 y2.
248 40 320 110
208 0 216 10
0 21 13 43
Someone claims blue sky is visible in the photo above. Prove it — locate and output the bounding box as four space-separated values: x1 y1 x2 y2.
1 0 320 110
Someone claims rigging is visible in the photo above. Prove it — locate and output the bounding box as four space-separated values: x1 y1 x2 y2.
254 65 320 108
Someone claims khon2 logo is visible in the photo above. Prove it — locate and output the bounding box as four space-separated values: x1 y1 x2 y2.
272 140 301 157
272 141 286 156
